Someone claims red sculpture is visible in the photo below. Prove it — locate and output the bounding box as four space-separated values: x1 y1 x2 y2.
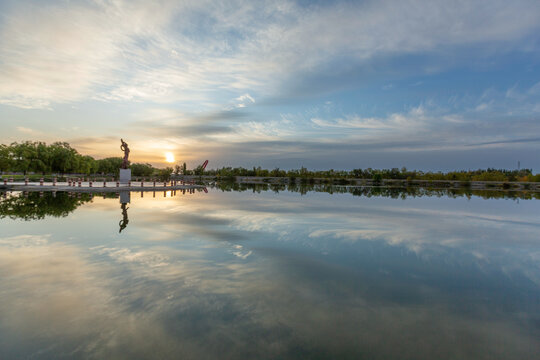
120 139 130 169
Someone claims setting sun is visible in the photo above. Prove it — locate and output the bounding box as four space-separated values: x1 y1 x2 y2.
165 152 175 163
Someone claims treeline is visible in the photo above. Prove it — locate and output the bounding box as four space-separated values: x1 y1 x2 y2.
2 141 538 182
205 166 540 182
0 141 169 177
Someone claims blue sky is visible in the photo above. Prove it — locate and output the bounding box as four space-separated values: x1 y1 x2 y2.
1 0 539 170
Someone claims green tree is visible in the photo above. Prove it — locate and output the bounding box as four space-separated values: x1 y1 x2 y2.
30 142 51 174
0 144 12 172
78 156 97 175
158 167 173 181
131 163 155 177
10 141 36 174
49 142 78 174
96 157 124 176
372 172 383 185
194 164 206 175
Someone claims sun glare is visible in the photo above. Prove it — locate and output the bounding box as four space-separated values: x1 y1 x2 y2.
165 152 175 163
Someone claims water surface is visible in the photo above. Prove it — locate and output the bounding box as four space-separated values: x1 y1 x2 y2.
0 188 539 359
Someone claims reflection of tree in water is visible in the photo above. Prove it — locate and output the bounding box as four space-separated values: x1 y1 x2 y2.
119 203 129 233
212 182 540 200
0 191 93 221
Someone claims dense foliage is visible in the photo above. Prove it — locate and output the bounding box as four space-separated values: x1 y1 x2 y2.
0 141 112 175
131 163 155 177
205 166 539 182
0 141 162 177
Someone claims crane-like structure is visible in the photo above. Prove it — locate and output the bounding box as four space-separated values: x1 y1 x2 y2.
200 160 209 171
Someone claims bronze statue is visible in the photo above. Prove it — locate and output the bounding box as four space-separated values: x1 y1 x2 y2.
120 139 130 169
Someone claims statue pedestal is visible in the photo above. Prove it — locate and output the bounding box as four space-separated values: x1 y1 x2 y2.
119 191 131 204
119 169 131 184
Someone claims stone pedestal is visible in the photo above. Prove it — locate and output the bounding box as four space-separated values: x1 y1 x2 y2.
119 191 131 204
119 168 131 184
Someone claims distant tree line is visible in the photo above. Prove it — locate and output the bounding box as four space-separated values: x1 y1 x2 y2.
2 141 538 182
204 166 540 182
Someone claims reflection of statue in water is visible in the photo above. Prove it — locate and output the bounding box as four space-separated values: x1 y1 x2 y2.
119 203 129 233
120 138 130 169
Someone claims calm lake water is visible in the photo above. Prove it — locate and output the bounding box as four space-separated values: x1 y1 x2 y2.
1 186 539 359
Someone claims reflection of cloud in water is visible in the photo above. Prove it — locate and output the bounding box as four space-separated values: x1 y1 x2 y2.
0 234 51 246
132 190 540 288
94 246 170 267
1 191 540 358
0 236 187 358
112 191 540 290
131 191 540 263
1 232 538 358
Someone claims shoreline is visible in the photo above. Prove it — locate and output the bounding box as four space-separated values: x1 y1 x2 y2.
177 175 540 191
2 177 540 193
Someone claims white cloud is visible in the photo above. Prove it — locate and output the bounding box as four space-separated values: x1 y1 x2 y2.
16 126 35 134
310 105 438 133
1 0 539 109
236 94 255 103
475 102 490 111
235 119 295 140
232 250 252 259
234 93 256 108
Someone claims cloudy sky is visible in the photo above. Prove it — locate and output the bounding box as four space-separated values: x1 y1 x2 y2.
1 0 539 170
